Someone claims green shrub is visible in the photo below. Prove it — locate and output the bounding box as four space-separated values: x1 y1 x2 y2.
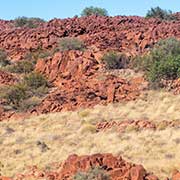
31 86 49 97
102 51 129 69
2 84 27 108
14 16 45 28
6 60 34 74
147 55 180 83
1 73 49 110
146 7 176 20
23 72 48 89
134 38 180 87
73 167 109 180
59 38 85 51
81 6 108 16
0 72 49 110
25 49 51 62
0 50 10 67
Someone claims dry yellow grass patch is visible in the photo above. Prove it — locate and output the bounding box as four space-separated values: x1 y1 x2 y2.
80 90 180 122
0 90 179 179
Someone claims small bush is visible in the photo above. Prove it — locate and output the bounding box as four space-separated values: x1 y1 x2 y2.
25 49 51 62
6 60 34 74
23 72 48 89
147 55 180 83
59 38 85 51
81 6 108 17
14 16 45 28
146 7 176 20
73 167 109 180
134 38 180 87
0 50 10 67
102 51 129 69
2 84 27 108
0 72 49 110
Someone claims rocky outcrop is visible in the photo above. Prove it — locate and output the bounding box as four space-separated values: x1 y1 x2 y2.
0 50 147 120
0 15 180 60
35 50 102 84
32 75 145 114
58 153 158 180
12 153 158 180
33 50 147 114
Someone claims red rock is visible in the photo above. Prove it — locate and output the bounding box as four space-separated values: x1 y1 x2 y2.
130 165 146 180
0 15 179 60
172 170 180 180
0 70 18 85
145 174 159 180
56 154 158 180
0 177 12 180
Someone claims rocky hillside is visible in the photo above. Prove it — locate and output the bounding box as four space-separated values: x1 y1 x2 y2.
0 13 180 180
0 14 180 60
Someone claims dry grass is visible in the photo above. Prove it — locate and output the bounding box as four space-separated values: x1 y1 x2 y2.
0 90 180 179
98 68 143 80
85 90 180 122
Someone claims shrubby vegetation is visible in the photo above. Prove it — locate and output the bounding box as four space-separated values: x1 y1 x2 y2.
102 51 129 69
73 167 109 180
25 49 52 62
0 47 52 111
14 16 45 28
133 38 180 87
59 37 86 51
0 72 49 110
81 6 108 17
146 7 176 21
6 60 34 74
2 83 27 108
23 72 48 89
0 49 10 67
4 49 52 74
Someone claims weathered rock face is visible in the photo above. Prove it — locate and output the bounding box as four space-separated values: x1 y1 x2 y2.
11 154 158 180
33 50 147 114
0 15 180 60
0 50 147 120
32 75 145 114
35 50 102 83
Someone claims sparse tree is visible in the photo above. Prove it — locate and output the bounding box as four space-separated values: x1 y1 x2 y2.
146 6 176 20
14 16 45 28
81 6 108 17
